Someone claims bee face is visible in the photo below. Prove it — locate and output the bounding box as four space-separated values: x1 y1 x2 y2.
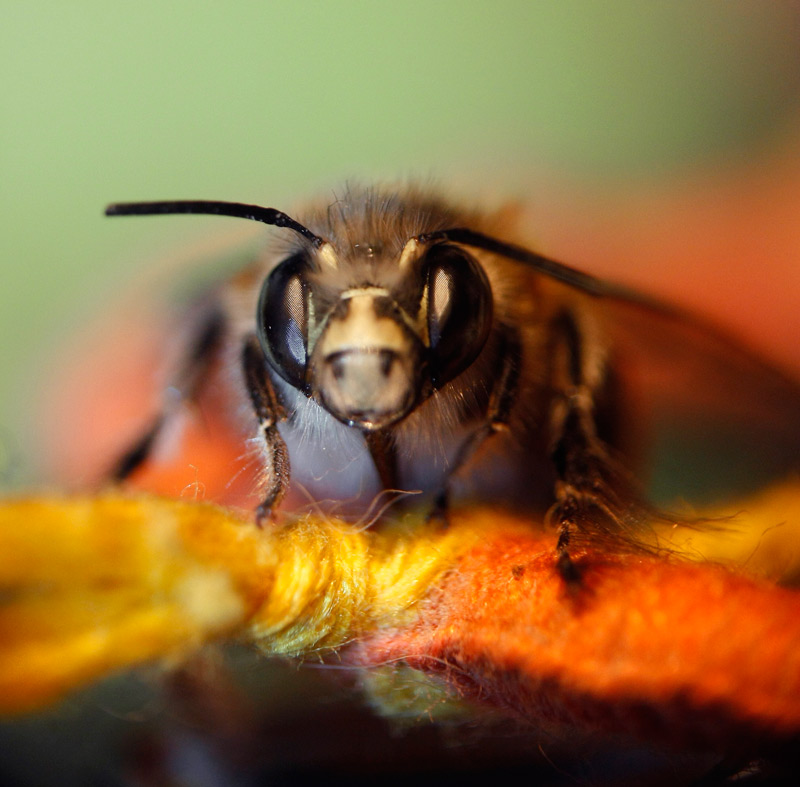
255 237 493 431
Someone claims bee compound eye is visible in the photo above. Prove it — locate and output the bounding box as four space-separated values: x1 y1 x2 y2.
257 254 310 391
425 245 493 387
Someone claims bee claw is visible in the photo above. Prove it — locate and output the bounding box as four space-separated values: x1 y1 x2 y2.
426 490 450 527
555 525 583 586
556 547 582 586
255 502 279 528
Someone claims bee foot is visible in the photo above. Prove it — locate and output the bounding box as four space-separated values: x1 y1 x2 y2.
556 548 582 586
425 491 451 528
255 502 279 528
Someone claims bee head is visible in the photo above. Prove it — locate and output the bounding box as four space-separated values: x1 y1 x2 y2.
257 237 493 431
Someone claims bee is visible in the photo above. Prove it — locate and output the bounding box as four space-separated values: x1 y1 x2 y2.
104 184 800 579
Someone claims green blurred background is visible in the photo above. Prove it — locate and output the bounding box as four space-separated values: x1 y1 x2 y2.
3 0 800 488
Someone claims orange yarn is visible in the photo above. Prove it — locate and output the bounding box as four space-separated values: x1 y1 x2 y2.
0 486 799 753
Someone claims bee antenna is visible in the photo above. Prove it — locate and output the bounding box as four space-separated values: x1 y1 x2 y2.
104 200 326 248
419 227 616 297
420 227 701 321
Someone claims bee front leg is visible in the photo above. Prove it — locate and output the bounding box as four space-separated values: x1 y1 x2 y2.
430 324 522 521
242 335 291 525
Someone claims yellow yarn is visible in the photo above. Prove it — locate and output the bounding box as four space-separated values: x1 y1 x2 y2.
250 512 497 656
0 494 490 713
0 495 265 713
654 477 800 583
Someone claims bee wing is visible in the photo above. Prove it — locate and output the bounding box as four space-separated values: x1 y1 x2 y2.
596 292 800 507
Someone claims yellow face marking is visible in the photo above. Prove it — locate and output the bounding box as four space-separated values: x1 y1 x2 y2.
340 287 391 301
318 293 408 355
397 237 422 271
317 242 340 271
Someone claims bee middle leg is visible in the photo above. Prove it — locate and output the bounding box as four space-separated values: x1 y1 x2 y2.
546 310 645 584
111 309 226 481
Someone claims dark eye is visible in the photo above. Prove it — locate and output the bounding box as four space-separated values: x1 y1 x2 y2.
425 245 493 387
256 254 310 391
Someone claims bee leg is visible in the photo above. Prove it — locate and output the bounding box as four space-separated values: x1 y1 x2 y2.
427 488 450 524
552 496 583 585
429 324 522 523
546 310 626 585
363 429 416 520
110 416 165 481
364 429 399 491
242 335 291 525
110 310 225 481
